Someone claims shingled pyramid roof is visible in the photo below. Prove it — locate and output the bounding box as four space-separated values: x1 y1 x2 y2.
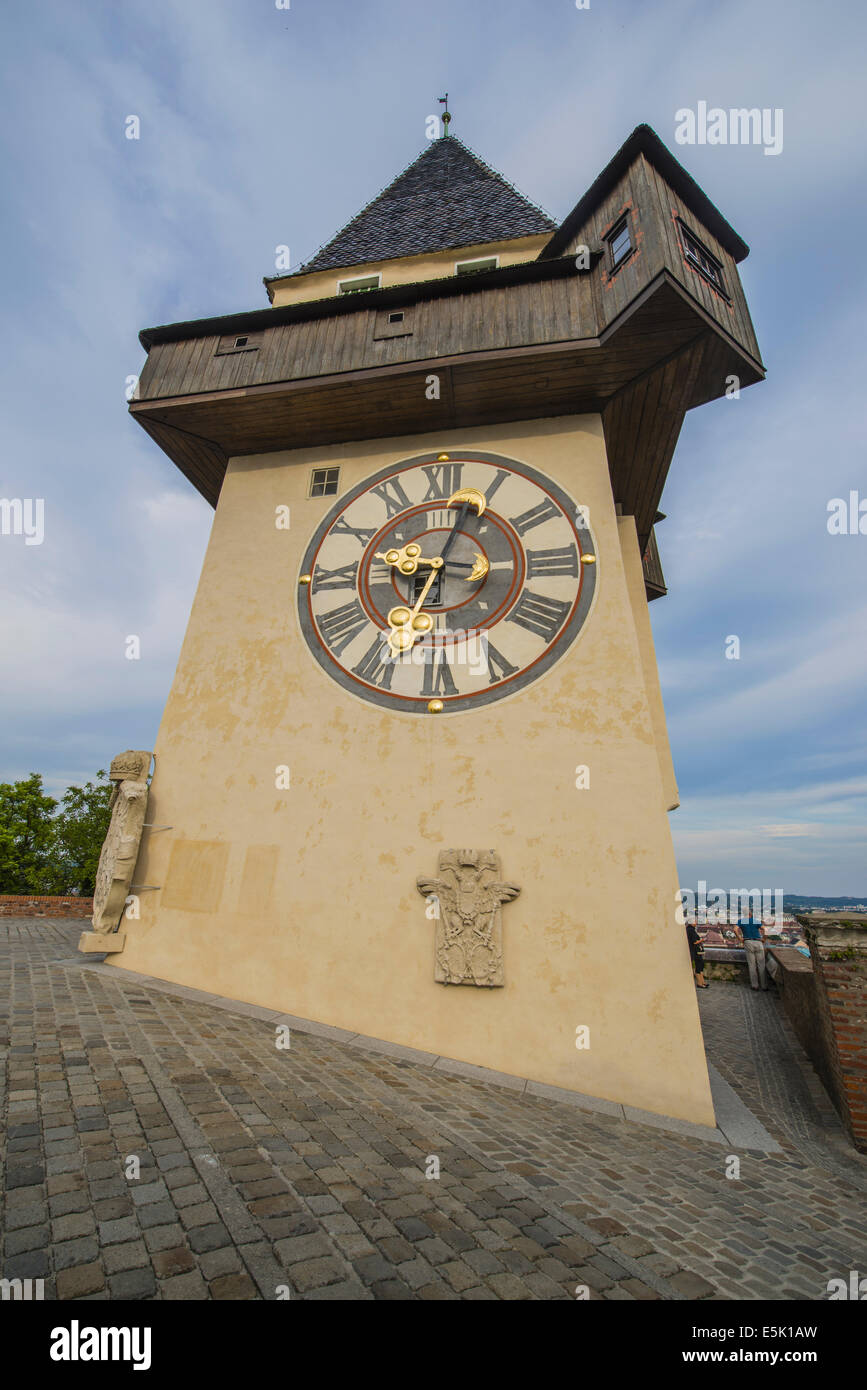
295 136 557 275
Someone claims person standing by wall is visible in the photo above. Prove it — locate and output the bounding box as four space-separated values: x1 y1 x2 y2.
738 906 768 991
686 921 708 988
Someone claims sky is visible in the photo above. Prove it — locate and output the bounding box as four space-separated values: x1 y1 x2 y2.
0 0 865 894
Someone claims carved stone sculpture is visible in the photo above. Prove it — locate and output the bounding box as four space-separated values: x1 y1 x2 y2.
417 849 521 987
89 750 152 935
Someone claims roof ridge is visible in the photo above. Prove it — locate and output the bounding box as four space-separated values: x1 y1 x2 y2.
438 134 557 228
540 122 749 264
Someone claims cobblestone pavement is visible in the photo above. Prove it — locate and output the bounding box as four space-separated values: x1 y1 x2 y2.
1 919 865 1301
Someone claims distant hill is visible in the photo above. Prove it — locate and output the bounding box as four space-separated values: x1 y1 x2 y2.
784 895 867 910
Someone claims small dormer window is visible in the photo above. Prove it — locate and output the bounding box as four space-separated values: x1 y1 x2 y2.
607 218 632 270
234 336 248 347
338 273 381 295
455 256 499 275
388 312 404 324
678 221 727 295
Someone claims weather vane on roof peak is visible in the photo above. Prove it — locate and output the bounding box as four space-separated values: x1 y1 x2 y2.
438 93 452 137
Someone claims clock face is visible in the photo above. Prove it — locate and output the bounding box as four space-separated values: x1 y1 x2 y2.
298 450 597 713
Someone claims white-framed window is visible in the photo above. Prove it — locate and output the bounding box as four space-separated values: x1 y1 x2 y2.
337 273 381 295
455 255 499 275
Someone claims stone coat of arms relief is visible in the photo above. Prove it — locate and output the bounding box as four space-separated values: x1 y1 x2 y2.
417 849 521 987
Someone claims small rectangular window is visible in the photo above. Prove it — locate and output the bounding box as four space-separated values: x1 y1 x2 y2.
373 306 413 340
607 217 632 269
412 570 442 606
338 273 381 295
678 222 726 294
215 329 263 355
310 467 340 498
455 255 499 275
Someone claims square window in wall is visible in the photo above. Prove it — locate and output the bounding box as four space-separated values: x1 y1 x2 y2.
310 467 340 498
607 218 632 269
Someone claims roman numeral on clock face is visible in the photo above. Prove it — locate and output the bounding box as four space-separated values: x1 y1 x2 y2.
484 641 520 685
421 647 458 698
350 636 395 690
311 560 359 594
317 599 369 657
421 463 463 500
525 545 579 579
329 517 377 547
506 590 572 643
426 510 451 529
370 477 412 518
483 468 509 505
508 496 560 536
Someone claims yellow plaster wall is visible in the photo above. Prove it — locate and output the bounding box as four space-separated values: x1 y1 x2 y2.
119 414 713 1127
267 234 550 307
618 515 680 812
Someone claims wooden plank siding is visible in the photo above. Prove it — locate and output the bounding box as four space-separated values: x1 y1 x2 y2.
602 330 716 546
558 153 761 368
132 279 761 545
642 527 667 598
137 275 598 405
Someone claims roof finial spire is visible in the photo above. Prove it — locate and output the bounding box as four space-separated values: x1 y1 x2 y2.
438 93 451 137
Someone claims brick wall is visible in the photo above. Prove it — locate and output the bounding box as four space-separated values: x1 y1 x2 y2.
767 947 835 1101
796 914 867 1154
0 895 94 919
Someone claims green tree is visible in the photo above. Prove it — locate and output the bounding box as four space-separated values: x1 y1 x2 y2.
51 772 113 896
0 774 58 893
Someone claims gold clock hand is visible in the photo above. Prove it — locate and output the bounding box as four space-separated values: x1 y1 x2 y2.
411 562 441 613
439 486 487 570
374 542 439 577
386 557 443 655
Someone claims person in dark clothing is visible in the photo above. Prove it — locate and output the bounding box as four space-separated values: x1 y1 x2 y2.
686 922 708 988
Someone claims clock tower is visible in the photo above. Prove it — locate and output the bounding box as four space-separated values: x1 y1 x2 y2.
89 126 764 1127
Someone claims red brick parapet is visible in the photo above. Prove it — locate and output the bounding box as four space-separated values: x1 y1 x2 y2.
796 913 867 1153
0 894 94 919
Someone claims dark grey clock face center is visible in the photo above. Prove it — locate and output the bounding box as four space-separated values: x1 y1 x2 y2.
365 506 524 632
298 450 597 714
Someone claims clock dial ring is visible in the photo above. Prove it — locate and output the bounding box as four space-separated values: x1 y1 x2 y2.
359 504 524 632
298 450 597 714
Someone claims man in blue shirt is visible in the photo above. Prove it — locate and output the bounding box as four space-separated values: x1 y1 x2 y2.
738 906 768 990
